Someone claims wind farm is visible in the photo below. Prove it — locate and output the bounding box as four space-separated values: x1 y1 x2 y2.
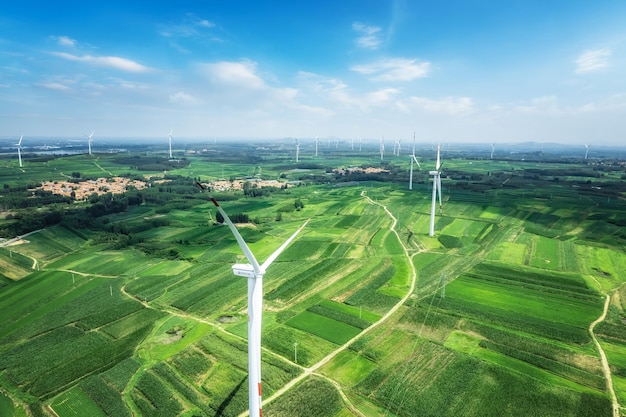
0 136 625 417
1 1 625 416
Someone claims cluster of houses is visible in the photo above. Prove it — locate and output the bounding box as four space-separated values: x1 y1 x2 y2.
37 177 147 200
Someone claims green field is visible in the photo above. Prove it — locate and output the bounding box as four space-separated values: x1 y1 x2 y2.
1 146 625 416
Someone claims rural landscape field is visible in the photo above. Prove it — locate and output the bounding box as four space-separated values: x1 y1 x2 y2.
1 139 625 417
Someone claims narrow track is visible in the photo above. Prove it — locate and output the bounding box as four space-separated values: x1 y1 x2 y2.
590 294 620 417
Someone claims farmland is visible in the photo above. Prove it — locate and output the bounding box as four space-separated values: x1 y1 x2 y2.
0 140 625 416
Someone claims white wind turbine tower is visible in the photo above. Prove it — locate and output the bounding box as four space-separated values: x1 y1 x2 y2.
315 136 319 157
208 195 308 417
490 143 494 160
87 131 94 156
585 144 590 160
380 138 385 161
429 144 443 237
396 139 401 156
351 138 354 151
168 129 174 159
295 139 300 163
359 138 362 152
16 134 24 168
409 133 421 190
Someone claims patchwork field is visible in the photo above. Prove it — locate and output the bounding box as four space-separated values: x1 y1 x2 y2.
1 148 625 417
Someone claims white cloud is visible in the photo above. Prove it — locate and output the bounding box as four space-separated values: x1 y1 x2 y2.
201 60 267 89
169 91 200 105
51 35 77 47
52 52 151 73
352 22 383 49
575 49 611 74
351 58 430 81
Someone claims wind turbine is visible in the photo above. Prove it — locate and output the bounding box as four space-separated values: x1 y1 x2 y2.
87 131 94 156
409 132 421 190
208 195 308 417
16 134 23 168
295 139 300 163
351 138 354 151
315 136 319 157
380 138 385 161
428 144 443 237
584 144 590 160
397 139 401 156
490 143 494 160
168 129 174 159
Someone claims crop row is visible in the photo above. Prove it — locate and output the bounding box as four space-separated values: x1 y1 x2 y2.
266 258 347 302
307 303 371 329
169 347 213 383
80 375 132 417
472 261 595 294
264 376 344 417
287 311 362 345
437 296 590 344
152 362 213 415
132 370 183 417
479 340 605 390
345 262 398 313
356 340 611 417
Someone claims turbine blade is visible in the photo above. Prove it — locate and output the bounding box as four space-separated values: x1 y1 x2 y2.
413 155 421 169
18 134 23 146
261 219 309 271
210 197 261 272
436 144 441 170
437 174 443 208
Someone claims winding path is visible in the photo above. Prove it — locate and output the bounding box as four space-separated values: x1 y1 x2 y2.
589 294 620 417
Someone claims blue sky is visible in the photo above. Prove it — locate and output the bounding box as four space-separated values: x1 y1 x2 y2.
1 1 625 144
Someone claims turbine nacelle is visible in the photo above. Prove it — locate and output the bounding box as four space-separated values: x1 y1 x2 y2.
233 264 261 278
428 170 439 175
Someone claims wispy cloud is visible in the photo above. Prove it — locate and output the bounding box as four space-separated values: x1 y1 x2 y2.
51 35 77 48
159 13 220 42
575 49 611 74
352 22 383 50
36 82 72 92
351 58 430 81
51 52 151 73
169 91 200 105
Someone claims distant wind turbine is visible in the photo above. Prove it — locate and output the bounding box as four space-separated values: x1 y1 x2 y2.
429 145 443 237
16 134 24 168
168 128 174 159
490 143 494 160
585 144 590 160
409 132 421 190
380 138 385 161
207 193 308 417
295 139 300 163
87 131 94 156
315 136 319 157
